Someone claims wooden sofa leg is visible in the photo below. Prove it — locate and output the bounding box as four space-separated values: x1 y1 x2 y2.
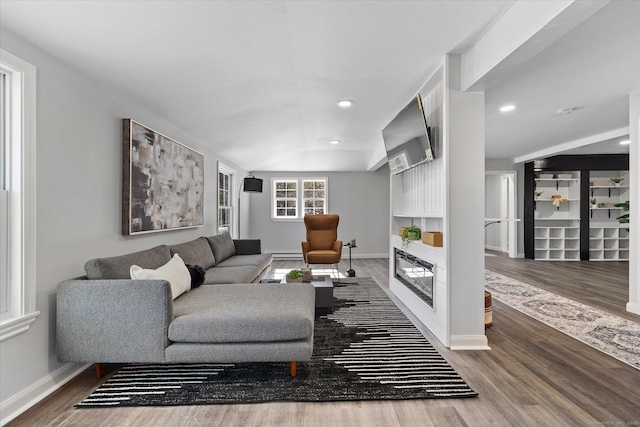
95 363 102 379
290 361 297 377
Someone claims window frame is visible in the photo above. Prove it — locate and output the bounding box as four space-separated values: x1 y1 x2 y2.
272 179 299 219
0 49 39 342
217 162 236 236
271 177 328 221
302 178 327 216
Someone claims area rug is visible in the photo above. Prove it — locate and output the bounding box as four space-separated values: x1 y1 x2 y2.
485 270 640 370
77 277 477 407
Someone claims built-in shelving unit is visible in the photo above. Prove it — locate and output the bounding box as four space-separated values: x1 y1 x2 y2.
589 227 629 260
533 172 581 260
534 223 581 260
524 154 630 262
588 171 629 261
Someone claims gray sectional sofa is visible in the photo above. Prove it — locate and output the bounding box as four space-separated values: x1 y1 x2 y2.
56 233 315 376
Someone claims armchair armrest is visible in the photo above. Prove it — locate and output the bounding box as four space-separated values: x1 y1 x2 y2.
301 241 310 263
333 240 343 257
56 279 173 363
234 239 262 255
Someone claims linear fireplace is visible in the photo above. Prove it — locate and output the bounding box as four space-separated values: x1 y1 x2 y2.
394 248 434 308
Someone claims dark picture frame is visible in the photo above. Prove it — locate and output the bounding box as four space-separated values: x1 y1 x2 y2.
122 119 204 235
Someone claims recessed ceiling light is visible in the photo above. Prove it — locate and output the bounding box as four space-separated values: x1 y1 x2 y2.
499 104 516 112
330 140 340 145
337 99 355 108
619 139 630 145
558 107 577 115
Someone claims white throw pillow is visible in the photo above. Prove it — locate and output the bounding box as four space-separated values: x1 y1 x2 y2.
130 253 191 300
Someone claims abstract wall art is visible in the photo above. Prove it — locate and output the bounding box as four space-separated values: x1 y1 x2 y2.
122 119 204 235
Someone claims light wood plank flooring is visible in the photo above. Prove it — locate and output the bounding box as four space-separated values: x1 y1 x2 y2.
485 250 635 321
7 257 640 427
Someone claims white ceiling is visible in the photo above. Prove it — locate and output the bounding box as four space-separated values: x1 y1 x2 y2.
0 1 637 171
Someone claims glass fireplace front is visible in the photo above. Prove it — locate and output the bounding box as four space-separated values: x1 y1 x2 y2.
394 248 434 308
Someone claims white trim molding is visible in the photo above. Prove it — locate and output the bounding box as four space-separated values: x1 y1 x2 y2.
0 49 39 340
0 363 89 425
449 335 491 350
0 311 39 342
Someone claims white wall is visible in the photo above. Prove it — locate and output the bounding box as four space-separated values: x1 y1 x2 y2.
248 169 390 257
445 55 487 349
0 29 247 422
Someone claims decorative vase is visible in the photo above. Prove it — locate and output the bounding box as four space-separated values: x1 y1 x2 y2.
286 276 302 283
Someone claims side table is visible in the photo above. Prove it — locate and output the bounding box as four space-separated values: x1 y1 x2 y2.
344 242 357 277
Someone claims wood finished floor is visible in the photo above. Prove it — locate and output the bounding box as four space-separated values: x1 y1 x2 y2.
7 257 640 427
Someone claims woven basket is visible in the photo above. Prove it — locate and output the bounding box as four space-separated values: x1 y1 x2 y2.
484 291 493 327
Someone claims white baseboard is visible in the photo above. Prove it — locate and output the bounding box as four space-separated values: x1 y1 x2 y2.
627 301 639 315
449 335 491 350
0 362 90 426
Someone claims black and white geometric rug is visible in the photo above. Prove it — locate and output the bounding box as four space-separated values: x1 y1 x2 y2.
485 270 640 370
77 278 477 407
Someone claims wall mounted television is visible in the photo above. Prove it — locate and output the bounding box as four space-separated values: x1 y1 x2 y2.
382 94 434 174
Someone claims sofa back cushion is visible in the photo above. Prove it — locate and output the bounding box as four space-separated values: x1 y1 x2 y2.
206 233 236 264
168 237 216 269
84 245 172 280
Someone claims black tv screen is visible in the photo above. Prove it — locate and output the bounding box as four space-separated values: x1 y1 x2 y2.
382 94 434 174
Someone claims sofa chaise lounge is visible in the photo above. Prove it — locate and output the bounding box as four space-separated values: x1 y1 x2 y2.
56 233 315 377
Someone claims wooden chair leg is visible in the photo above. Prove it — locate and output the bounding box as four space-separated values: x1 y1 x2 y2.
95 363 102 379
290 361 297 377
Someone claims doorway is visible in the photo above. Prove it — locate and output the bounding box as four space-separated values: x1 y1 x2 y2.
485 171 518 258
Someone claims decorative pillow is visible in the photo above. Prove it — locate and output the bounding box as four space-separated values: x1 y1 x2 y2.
185 264 206 288
130 253 191 300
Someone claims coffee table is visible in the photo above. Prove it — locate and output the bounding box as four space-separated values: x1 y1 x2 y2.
260 271 334 310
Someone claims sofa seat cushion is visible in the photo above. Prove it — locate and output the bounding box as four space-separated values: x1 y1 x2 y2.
202 265 261 284
85 245 172 280
169 283 315 343
215 253 273 272
168 237 216 269
206 233 236 263
305 249 341 264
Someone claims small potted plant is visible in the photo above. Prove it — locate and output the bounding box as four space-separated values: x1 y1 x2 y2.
610 177 624 187
614 200 629 231
534 191 543 200
401 225 421 249
589 198 597 209
286 269 303 283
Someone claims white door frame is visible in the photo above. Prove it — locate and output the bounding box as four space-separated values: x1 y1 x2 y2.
486 170 518 258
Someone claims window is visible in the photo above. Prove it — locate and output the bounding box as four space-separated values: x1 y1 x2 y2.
273 180 298 219
302 179 326 215
0 50 38 341
217 162 236 235
272 177 327 219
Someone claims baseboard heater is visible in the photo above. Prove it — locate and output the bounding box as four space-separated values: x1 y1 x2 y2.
394 248 434 309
